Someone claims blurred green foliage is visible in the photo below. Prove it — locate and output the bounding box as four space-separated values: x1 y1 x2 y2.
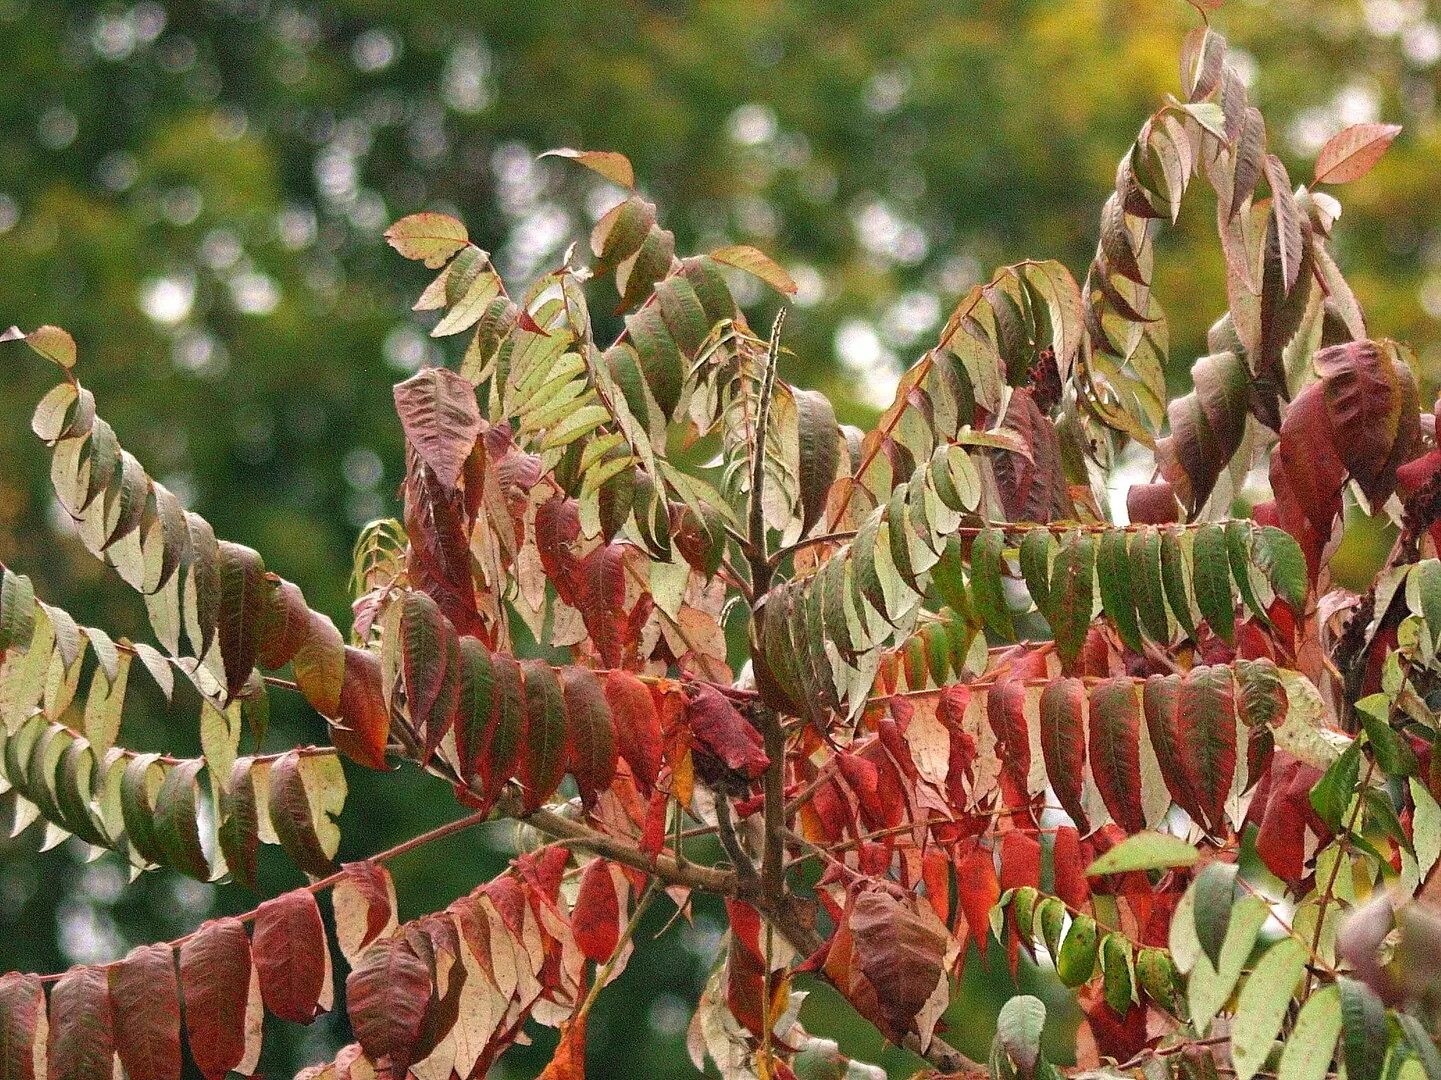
1 1 1438 1075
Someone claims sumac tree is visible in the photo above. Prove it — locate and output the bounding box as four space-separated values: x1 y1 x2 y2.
2 20 1440 1080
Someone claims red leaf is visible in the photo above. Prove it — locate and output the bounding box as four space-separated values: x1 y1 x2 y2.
536 1014 588 1080
333 646 390 770
1314 123 1402 185
47 966 114 1080
1052 825 1091 908
572 860 622 963
519 660 568 811
400 590 460 765
603 671 662 794
560 667 618 809
987 680 1031 810
686 684 768 779
216 541 267 699
844 889 947 1044
1126 482 1180 525
392 367 481 492
1175 665 1237 834
1143 674 1196 823
990 389 1071 523
0 972 44 1080
1040 677 1090 832
108 944 180 1080
1088 678 1145 834
1314 340 1419 506
346 936 433 1079
334 863 397 961
955 846 1000 956
252 890 329 1024
178 918 258 1080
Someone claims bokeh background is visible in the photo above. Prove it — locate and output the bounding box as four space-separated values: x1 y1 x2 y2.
1 1 1438 1075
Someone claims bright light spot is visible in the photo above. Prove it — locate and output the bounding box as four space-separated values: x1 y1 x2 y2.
276 204 318 250
1405 21 1441 65
865 68 911 114
230 271 280 315
96 150 138 192
139 274 195 325
37 107 78 151
835 319 902 409
728 103 778 146
384 323 436 371
0 195 17 234
648 994 691 1037
1421 273 1441 319
882 290 940 345
172 330 228 378
352 28 398 72
443 39 494 113
343 447 384 490
201 229 242 270
161 186 203 226
853 199 929 265
1336 83 1382 126
790 264 825 307
1363 0 1407 37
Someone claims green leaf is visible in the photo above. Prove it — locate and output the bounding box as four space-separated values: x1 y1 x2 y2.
1253 525 1308 615
1338 976 1389 1080
1131 527 1170 643
708 244 797 295
1227 521 1270 624
1356 696 1418 777
1019 530 1054 618
970 528 1015 640
1086 831 1200 876
1278 984 1342 1080
1097 528 1143 653
518 660 567 812
1048 531 1095 669
1397 1013 1441 1080
1100 934 1134 1012
1188 894 1269 1034
1056 913 1098 987
1159 527 1196 639
153 759 211 880
1192 523 1235 644
0 571 36 653
1192 861 1239 969
1231 939 1308 1080
1311 739 1361 832
539 147 635 188
383 212 469 268
994 994 1046 1075
795 389 839 537
268 750 346 878
215 542 268 699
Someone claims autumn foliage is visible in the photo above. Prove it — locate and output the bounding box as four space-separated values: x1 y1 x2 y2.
4 18 1441 1080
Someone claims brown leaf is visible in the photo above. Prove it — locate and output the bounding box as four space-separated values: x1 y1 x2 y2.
845 889 947 1044
108 943 181 1080
686 684 768 780
393 367 482 492
347 936 433 1079
1314 123 1402 185
47 966 113 1080
0 972 45 1080
252 890 331 1024
179 917 261 1080
540 147 635 189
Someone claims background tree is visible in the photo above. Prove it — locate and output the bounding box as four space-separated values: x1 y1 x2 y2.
6 2 1441 1077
